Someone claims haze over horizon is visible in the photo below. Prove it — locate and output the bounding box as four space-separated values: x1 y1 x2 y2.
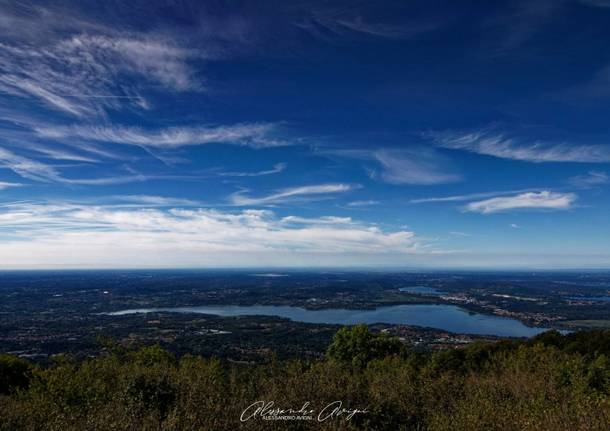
1 0 609 269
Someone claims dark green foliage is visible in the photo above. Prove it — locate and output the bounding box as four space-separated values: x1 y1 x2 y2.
124 372 176 419
128 344 175 367
0 330 609 430
530 329 610 357
326 324 407 368
0 354 33 394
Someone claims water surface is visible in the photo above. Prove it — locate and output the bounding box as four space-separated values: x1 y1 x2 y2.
107 304 549 337
398 286 444 295
568 296 610 302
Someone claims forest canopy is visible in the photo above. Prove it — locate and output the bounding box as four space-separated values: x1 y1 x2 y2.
1 327 609 430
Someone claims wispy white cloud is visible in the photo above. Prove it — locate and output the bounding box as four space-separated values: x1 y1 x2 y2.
371 149 461 185
333 16 437 39
325 148 460 185
280 215 353 225
230 183 355 206
449 231 471 237
0 201 423 268
409 188 537 204
430 129 610 163
464 191 576 214
64 175 148 186
510 223 520 228
568 171 608 188
61 34 200 92
299 15 438 40
219 163 287 177
34 123 285 149
0 181 21 190
23 144 100 163
0 147 63 182
0 146 148 185
347 200 380 207
0 4 201 118
109 195 200 207
0 74 90 117
295 2 440 41
0 3 107 41
0 144 270 186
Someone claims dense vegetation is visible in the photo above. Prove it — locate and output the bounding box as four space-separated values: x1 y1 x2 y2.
1 328 609 430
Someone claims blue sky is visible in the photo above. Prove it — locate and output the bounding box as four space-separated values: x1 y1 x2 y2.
0 0 609 269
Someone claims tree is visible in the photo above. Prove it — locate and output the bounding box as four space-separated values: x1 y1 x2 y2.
0 354 33 394
326 324 405 369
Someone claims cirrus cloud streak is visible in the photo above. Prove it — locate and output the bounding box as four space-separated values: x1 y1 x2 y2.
34 123 286 149
230 183 356 206
464 191 577 214
430 130 610 163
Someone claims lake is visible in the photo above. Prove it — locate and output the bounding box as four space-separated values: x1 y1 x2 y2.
398 286 444 295
568 296 610 302
106 303 550 337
